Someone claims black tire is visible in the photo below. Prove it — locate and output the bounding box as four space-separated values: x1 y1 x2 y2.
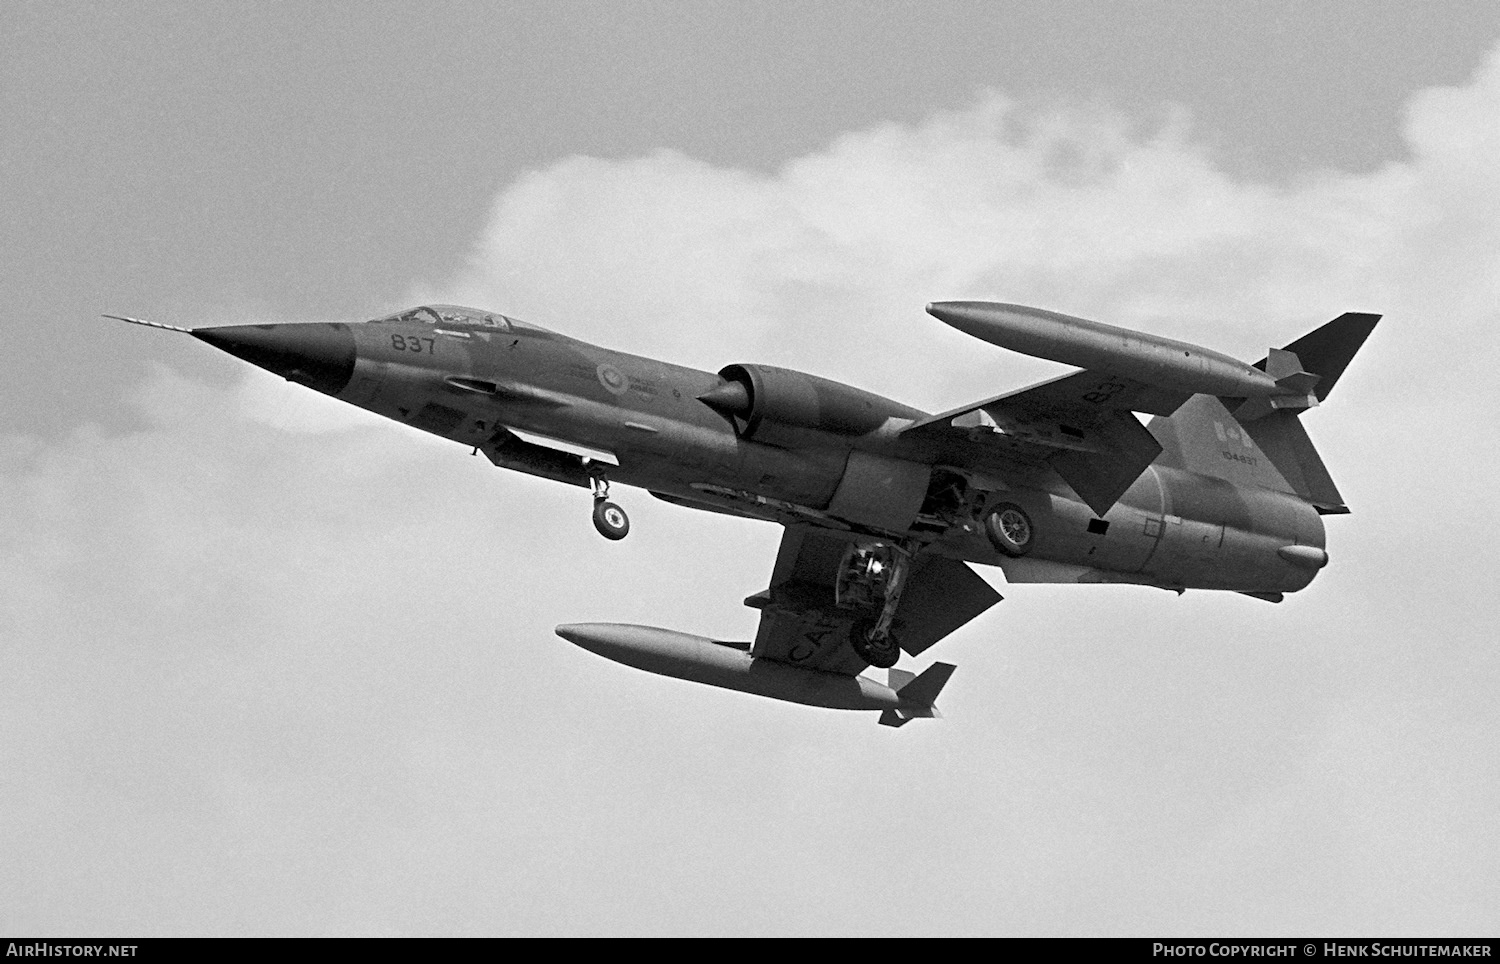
985 502 1035 557
592 500 630 540
848 618 900 669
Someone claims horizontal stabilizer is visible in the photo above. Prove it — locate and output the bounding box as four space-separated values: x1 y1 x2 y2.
1254 312 1380 402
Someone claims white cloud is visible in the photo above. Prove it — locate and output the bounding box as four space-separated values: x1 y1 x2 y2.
441 64 1500 430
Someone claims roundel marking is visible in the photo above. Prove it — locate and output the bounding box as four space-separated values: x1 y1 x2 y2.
596 363 630 396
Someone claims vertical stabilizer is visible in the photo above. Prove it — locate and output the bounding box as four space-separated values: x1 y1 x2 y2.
1149 395 1299 491
1148 312 1376 514
1239 411 1346 513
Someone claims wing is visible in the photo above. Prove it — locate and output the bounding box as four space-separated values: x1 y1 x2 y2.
902 369 1192 516
743 525 1001 673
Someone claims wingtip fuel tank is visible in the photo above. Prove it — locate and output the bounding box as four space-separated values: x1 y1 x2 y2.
556 622 954 725
926 300 1291 401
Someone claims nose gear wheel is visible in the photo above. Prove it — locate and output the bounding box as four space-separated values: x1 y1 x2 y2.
592 499 630 540
589 473 630 540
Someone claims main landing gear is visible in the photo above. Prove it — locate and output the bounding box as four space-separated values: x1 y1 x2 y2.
836 541 914 669
984 501 1034 557
590 474 630 541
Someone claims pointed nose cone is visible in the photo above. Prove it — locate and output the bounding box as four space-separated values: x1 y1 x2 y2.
193 323 356 396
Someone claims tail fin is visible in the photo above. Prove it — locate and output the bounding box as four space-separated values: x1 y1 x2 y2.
1148 312 1379 514
879 662 957 727
1258 312 1380 402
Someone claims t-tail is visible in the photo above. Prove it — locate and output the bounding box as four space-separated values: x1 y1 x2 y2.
1147 312 1379 514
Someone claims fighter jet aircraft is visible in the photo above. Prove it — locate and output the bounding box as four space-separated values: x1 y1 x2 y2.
111 300 1377 726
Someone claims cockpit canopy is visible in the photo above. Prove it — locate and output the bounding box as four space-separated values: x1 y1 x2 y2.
369 304 551 333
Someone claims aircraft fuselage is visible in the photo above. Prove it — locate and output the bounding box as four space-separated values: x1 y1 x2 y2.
280 306 1326 597
116 298 1374 722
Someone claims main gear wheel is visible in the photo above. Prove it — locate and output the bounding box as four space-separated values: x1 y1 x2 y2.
848 618 901 669
985 502 1035 557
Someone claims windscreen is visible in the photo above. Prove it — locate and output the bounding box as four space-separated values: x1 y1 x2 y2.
369 305 551 333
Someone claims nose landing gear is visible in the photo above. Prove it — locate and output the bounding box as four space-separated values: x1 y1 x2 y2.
590 474 630 541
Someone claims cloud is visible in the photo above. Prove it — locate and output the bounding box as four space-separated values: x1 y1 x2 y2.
441 64 1500 412
7 48 1500 935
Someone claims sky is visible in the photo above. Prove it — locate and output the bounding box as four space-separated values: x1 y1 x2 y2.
3 0 1499 937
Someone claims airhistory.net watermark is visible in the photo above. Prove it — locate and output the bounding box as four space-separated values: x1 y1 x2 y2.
5 946 137 957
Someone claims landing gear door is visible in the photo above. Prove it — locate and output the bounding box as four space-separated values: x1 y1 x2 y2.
888 556 1001 657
